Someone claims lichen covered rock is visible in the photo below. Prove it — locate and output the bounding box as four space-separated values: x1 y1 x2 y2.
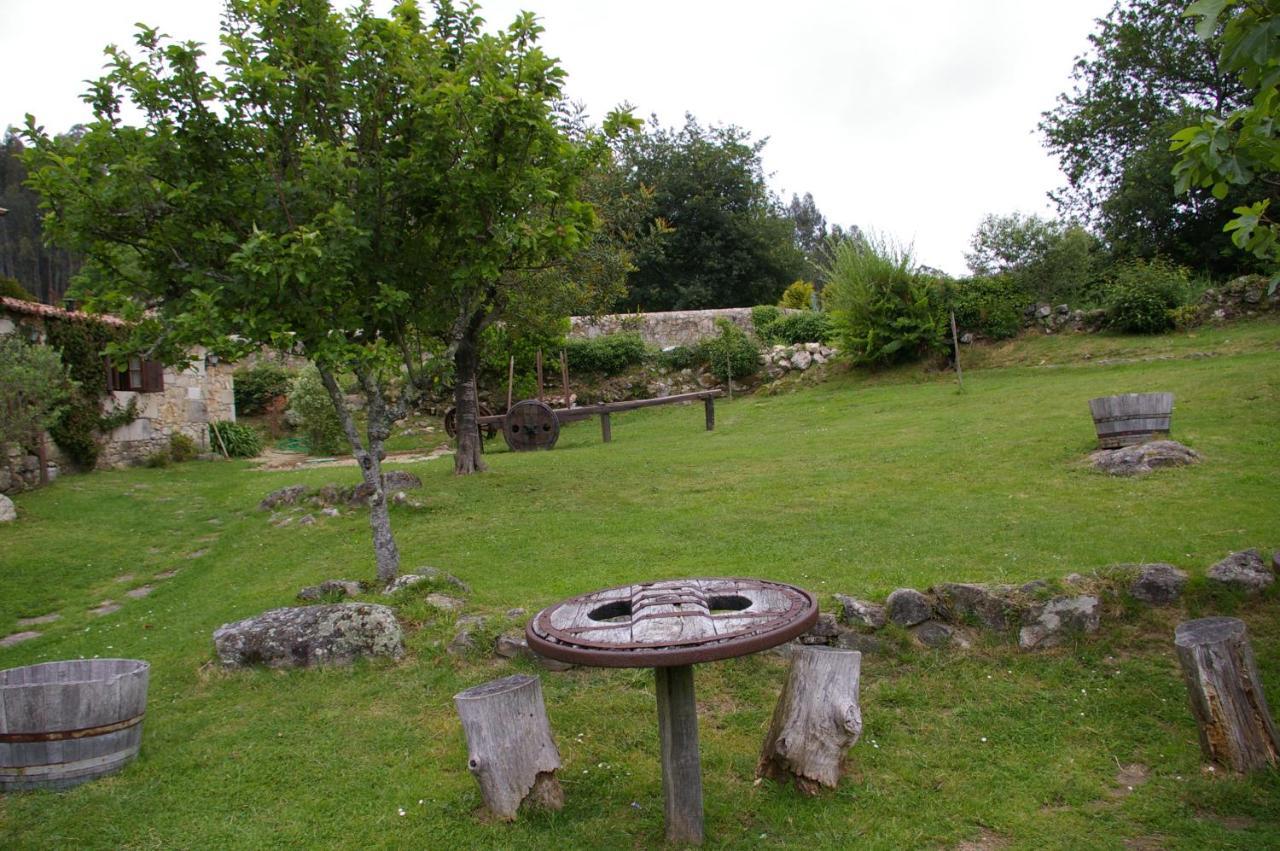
1207 549 1274 594
213 603 403 667
1089 440 1200 476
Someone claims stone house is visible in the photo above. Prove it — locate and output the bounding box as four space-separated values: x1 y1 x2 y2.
0 296 236 492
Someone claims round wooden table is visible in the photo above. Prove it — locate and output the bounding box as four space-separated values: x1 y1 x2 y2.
527 577 817 844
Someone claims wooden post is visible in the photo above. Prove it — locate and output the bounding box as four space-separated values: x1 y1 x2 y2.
704 397 715 431
34 432 48 486
1174 617 1279 772
559 350 571 408
454 674 565 820
757 646 863 793
950 310 963 390
655 665 703 845
506 355 515 412
535 350 544 403
600 413 612 443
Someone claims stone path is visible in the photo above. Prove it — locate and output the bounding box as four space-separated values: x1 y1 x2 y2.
0 631 40 647
17 613 60 627
125 586 154 599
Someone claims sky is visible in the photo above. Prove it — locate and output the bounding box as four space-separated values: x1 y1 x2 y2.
0 0 1118 276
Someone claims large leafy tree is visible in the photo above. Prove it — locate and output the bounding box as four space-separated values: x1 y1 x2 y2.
0 130 81 303
965 212 1102 302
23 0 608 582
1039 0 1259 272
617 115 806 310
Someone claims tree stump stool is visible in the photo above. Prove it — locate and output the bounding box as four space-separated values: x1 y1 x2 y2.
454 674 564 819
1174 617 1279 773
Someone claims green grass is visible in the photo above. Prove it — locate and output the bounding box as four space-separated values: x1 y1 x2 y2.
2 319 1279 848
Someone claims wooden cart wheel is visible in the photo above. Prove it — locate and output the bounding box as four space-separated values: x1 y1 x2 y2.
443 404 497 440
503 399 560 451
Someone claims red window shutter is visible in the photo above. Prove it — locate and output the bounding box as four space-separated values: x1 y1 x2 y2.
105 356 123 392
142 360 165 393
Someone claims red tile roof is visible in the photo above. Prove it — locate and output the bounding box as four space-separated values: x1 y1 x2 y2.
0 296 127 327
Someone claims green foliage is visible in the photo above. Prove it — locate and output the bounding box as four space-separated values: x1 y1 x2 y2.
478 317 570 400
767 311 834 345
778 280 816 310
1173 0 1280 291
40 316 131 468
563 333 648 375
209 421 262 458
1040 0 1254 273
49 403 104 469
0 335 72 448
143 449 172 468
232 363 294 417
617 115 806 310
287 367 345 456
750 305 783 339
0 275 36 302
822 235 945 365
1 131 81 303
169 431 199 462
655 345 700 371
965 213 1101 302
945 275 1026 340
1104 258 1190 333
698 319 759 382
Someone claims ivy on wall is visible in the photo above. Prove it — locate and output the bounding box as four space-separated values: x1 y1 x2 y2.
37 317 136 469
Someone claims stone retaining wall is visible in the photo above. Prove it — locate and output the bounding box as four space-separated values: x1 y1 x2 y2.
569 307 800 348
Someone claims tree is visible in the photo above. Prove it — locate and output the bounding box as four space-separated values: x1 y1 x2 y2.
22 0 608 582
1039 0 1260 272
1172 0 1280 290
616 115 806 310
0 335 71 451
785 191 863 286
965 212 1101 301
0 130 82 303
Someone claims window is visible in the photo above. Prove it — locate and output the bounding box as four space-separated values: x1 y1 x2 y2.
106 357 164 393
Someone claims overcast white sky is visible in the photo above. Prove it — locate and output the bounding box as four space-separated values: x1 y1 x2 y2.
0 0 1117 276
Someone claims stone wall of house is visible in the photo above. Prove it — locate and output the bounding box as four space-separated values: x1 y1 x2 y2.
97 350 237 468
569 307 800 348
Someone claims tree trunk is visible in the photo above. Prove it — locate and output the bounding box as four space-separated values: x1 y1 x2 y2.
454 674 563 820
1175 617 1280 773
757 645 863 794
452 335 488 476
317 366 400 586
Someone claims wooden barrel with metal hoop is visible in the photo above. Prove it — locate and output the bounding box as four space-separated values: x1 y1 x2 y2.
1088 392 1174 449
503 399 560 451
443 403 498 440
0 659 150 791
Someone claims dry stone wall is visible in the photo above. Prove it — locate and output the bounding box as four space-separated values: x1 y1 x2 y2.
569 307 799 348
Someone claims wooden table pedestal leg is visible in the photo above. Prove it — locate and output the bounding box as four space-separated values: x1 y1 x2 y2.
655 664 704 845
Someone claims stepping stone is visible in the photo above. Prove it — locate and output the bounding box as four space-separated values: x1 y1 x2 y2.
16 613 60 627
114 574 136 583
90 601 122 617
0 631 41 647
155 570 178 580
188 549 209 559
126 586 154 599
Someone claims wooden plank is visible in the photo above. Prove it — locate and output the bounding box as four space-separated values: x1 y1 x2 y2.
630 583 716 645
655 665 704 845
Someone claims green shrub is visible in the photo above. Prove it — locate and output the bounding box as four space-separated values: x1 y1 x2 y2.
778 280 816 310
822 235 946 365
286 367 346 455
945 275 1025 340
699 319 759 383
0 275 37 302
0 335 71 450
656 345 700 371
768 312 833 345
563 333 648 375
209 421 262 457
233 362 294 416
143 449 172 468
751 305 783 341
169 431 199 462
1104 258 1188 334
1170 303 1204 330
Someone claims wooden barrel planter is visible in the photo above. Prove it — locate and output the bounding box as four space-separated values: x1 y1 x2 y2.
1089 392 1174 448
0 659 150 791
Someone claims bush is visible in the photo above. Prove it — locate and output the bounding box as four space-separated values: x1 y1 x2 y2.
209 421 262 457
0 275 37 302
945 275 1025 340
233 362 294 416
1104 258 1188 333
656 345 700 371
822 235 946 365
767 312 834 345
778 280 816 310
286 367 346 455
563 333 648 375
698 319 759 383
169 431 199 462
751 305 783 340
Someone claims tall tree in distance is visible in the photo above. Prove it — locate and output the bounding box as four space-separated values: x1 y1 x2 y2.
786 191 862 285
0 130 81 303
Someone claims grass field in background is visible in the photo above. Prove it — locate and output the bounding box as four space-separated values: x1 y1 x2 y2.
1 319 1278 848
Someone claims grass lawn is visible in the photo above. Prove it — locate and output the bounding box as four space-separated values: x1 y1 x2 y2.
1 319 1279 848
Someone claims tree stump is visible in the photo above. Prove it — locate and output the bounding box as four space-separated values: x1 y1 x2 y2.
757 645 863 793
454 674 564 819
1174 617 1280 773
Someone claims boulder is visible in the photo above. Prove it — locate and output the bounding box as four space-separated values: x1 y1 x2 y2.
790 350 813 370
1018 596 1100 650
1128 563 1188 605
831 628 884 654
448 615 486 656
1089 441 1201 476
213 603 404 667
0 494 15 523
833 595 886 630
425 593 466 611
808 612 839 638
297 579 365 601
382 567 471 595
1207 549 1274 594
886 588 932 627
932 583 1020 631
383 470 422 491
911 621 961 649
259 484 306 510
